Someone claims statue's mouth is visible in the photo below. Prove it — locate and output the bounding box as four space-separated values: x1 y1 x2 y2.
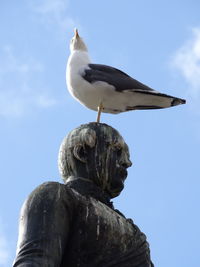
119 167 128 181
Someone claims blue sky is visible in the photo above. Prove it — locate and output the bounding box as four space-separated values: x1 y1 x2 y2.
0 0 200 266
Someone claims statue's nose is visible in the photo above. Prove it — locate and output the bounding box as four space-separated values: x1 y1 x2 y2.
125 159 132 168
121 157 132 168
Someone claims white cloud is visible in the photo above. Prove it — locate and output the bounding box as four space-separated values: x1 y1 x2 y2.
0 223 9 266
0 46 44 75
0 46 56 118
171 27 200 103
30 0 77 33
37 95 57 108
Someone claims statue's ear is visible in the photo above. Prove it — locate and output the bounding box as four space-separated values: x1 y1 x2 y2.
73 145 87 163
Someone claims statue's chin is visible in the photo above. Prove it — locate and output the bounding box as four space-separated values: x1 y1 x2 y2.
108 184 124 198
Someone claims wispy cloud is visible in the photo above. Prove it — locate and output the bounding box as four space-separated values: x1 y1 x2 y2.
30 0 77 34
0 222 9 266
171 27 200 110
0 46 56 118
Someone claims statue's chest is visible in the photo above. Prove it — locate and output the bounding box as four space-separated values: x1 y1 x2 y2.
68 196 137 266
82 197 135 249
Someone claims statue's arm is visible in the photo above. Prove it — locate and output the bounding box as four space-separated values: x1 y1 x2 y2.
13 182 73 267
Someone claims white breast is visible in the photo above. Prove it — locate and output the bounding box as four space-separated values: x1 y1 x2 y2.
67 51 132 113
67 51 114 112
67 51 93 106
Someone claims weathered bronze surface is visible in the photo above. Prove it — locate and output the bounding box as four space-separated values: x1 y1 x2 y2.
13 123 154 266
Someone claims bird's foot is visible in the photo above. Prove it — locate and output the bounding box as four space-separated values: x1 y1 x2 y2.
96 102 103 123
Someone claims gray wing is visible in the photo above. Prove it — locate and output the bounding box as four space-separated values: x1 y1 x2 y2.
81 64 186 106
82 64 155 92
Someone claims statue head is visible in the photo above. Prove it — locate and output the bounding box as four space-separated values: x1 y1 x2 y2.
58 123 132 198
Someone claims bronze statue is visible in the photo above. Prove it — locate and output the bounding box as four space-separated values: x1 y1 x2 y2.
13 123 154 266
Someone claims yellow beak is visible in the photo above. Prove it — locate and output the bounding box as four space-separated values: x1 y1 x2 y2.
74 28 79 38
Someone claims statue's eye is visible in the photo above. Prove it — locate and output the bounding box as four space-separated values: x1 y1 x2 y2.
106 142 110 148
107 142 123 155
117 148 122 156
114 144 122 155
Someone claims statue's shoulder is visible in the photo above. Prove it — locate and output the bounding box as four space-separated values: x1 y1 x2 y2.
30 181 67 196
23 182 75 209
32 181 66 193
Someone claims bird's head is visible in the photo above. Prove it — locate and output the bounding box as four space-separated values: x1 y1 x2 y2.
70 28 88 52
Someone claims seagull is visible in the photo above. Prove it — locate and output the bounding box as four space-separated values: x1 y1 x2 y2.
66 29 186 122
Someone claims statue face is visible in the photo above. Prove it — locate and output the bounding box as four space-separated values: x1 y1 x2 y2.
104 136 132 197
58 123 132 198
85 130 132 198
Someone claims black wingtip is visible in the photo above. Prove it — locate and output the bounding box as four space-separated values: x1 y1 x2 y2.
171 98 186 106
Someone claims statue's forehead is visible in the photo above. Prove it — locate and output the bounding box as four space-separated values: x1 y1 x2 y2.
105 134 123 143
104 134 128 150
67 127 128 150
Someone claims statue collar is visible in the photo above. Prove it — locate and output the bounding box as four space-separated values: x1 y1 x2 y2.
65 177 114 209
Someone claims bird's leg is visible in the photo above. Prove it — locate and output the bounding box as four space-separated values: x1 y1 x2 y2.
97 102 103 123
